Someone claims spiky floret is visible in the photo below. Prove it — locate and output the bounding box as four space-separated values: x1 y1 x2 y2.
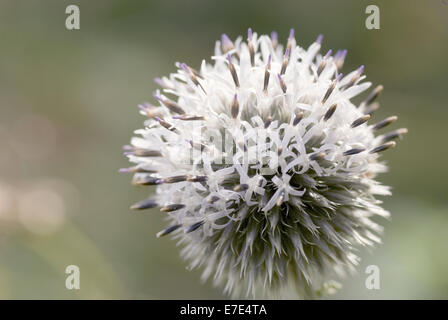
121 29 406 298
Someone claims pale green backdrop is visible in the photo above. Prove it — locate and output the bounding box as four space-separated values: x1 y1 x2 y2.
0 0 447 299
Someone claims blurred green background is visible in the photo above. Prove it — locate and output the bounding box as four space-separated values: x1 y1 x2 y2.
0 0 447 299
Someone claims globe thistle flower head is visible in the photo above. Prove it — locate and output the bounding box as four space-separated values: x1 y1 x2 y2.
121 29 406 298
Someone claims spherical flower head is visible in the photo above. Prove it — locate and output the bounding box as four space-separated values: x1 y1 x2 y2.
121 29 407 298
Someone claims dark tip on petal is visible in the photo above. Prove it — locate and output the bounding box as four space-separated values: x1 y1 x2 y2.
271 31 278 41
309 152 326 161
263 56 272 92
381 128 408 142
163 175 189 184
185 221 204 233
372 116 398 131
130 199 158 210
160 204 186 213
119 168 130 173
277 146 283 156
324 49 332 59
233 184 249 192
227 55 240 88
363 102 380 115
264 116 273 129
187 175 208 183
322 81 337 104
316 34 323 45
133 149 163 157
156 224 182 238
369 141 396 154
323 104 337 121
343 147 366 156
351 114 371 128
293 111 304 126
280 49 290 75
278 74 287 93
364 85 384 105
247 28 253 40
134 176 159 186
208 195 220 204
155 117 178 133
231 93 239 118
125 166 156 174
173 115 205 121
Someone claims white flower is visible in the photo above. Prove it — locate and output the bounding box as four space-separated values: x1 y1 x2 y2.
121 29 407 298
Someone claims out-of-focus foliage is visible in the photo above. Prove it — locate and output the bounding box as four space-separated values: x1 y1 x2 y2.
0 0 446 299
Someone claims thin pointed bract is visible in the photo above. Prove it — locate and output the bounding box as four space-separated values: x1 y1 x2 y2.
187 175 208 182
364 85 384 106
133 176 159 186
343 65 364 89
278 74 287 93
280 48 290 75
186 221 204 233
343 147 365 156
157 224 182 238
370 141 396 154
263 55 271 92
372 116 398 131
159 175 189 184
351 114 370 128
322 73 342 104
227 54 240 88
154 95 185 115
160 204 186 213
155 117 179 133
231 94 239 119
381 128 408 142
131 199 158 210
180 63 206 94
323 104 337 121
317 50 332 76
173 115 205 121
